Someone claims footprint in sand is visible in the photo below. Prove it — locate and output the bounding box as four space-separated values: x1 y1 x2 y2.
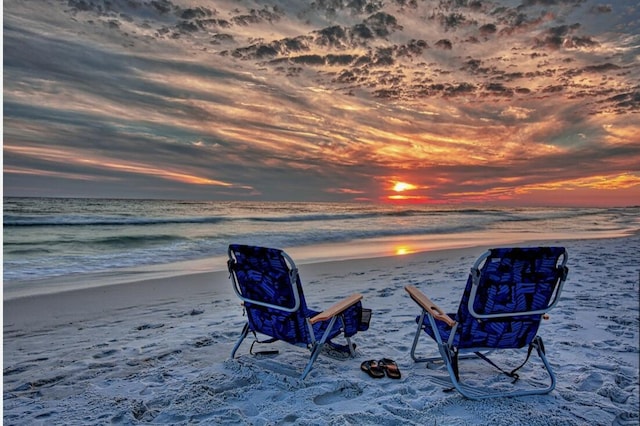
93 348 118 359
13 375 67 392
576 371 603 392
313 383 363 406
279 414 299 423
135 323 165 331
168 309 204 318
192 336 214 347
612 411 640 426
377 288 395 297
597 383 632 404
3 364 33 376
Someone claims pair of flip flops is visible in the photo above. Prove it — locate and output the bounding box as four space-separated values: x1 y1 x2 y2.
360 358 401 379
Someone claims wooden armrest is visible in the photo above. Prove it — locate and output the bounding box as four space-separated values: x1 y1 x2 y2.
405 285 456 327
309 293 363 324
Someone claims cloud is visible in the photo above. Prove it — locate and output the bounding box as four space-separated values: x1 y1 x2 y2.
3 0 639 204
434 39 453 50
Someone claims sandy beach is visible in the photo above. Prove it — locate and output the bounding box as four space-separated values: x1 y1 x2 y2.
3 235 639 425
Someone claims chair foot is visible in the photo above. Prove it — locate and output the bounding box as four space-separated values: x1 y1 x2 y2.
301 342 324 379
439 343 556 399
231 323 250 358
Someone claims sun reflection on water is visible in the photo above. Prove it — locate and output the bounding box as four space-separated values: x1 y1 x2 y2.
395 246 414 256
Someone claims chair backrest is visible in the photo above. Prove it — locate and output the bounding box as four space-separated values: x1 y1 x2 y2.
455 247 568 349
228 244 313 344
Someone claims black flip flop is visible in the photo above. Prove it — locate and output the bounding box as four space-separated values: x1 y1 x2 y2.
379 358 401 379
360 360 385 378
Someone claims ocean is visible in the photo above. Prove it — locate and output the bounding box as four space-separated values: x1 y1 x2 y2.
3 197 639 296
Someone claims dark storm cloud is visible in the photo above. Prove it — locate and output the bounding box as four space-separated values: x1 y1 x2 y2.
438 13 468 32
311 0 384 16
326 54 360 65
225 11 407 75
520 0 586 7
394 39 429 58
230 6 284 26
364 12 403 36
562 35 599 48
434 39 453 50
483 82 514 97
479 23 498 36
598 92 640 114
534 24 583 50
313 25 353 48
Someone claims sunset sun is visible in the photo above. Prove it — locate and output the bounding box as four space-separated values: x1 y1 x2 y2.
393 182 417 192
387 180 433 203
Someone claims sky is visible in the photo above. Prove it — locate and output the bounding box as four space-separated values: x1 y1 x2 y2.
3 0 640 206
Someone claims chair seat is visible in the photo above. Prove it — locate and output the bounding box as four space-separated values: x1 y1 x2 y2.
246 303 359 346
418 312 544 350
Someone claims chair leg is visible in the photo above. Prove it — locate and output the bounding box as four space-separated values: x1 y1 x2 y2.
338 314 357 356
301 342 323 380
410 312 493 369
231 323 250 358
410 311 447 363
410 312 428 362
300 316 338 379
409 313 556 399
442 337 556 400
533 336 557 393
346 336 356 356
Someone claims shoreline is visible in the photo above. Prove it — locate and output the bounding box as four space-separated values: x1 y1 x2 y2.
3 245 482 330
3 228 636 301
4 233 638 330
2 231 640 302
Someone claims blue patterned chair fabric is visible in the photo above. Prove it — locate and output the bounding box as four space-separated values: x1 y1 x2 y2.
420 247 567 350
228 244 366 347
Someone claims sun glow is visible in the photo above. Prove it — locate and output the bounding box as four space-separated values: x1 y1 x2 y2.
395 246 412 255
385 180 434 203
393 181 417 192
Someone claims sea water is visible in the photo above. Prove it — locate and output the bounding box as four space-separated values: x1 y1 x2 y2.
3 197 639 295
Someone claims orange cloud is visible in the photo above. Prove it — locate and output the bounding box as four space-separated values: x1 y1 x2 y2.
4 145 248 188
446 173 640 203
326 187 366 194
3 166 112 181
512 173 640 193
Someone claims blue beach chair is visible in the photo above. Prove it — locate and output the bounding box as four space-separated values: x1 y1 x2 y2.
228 244 371 379
405 247 569 399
